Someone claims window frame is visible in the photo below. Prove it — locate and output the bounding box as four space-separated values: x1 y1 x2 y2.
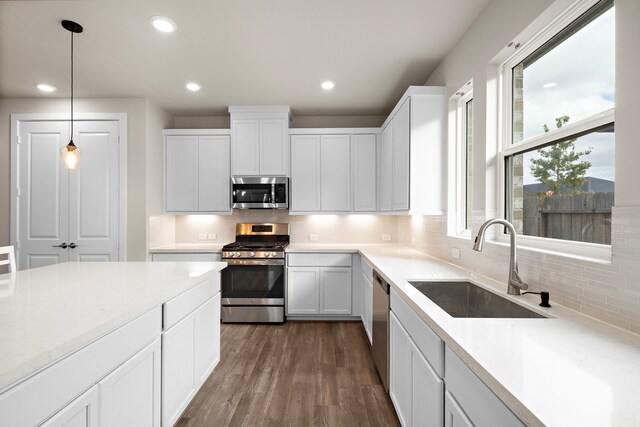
496 0 615 261
448 81 474 239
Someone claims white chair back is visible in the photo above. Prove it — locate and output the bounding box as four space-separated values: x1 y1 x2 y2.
0 245 17 273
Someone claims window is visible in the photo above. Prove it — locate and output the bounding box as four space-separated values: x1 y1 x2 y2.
449 81 473 237
501 0 615 252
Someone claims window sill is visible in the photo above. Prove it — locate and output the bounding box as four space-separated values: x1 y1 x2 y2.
491 235 612 265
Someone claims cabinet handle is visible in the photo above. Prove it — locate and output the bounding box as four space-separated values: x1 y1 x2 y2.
68 242 77 249
52 242 68 249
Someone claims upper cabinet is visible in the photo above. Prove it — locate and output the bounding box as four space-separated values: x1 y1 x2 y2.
290 129 378 214
381 86 446 215
229 106 291 176
164 130 231 214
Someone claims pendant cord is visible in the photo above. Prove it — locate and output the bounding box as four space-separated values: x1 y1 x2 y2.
70 30 74 140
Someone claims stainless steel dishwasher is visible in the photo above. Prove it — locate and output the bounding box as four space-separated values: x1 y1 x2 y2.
372 271 390 392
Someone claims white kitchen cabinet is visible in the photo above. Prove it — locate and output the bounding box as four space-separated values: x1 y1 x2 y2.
390 311 444 427
444 392 474 427
392 99 410 211
290 135 321 212
99 338 161 427
162 293 222 427
229 106 290 176
359 265 373 344
41 386 99 427
445 346 524 427
320 135 351 211
379 86 446 214
379 122 393 211
151 253 222 262
287 253 353 317
320 268 352 314
164 131 231 213
287 267 320 314
352 134 377 212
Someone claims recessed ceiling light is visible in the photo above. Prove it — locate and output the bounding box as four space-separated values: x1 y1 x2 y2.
186 82 201 92
150 16 177 33
36 83 57 92
542 82 558 88
321 81 335 90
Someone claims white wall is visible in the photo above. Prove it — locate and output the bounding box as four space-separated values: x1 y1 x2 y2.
400 0 640 333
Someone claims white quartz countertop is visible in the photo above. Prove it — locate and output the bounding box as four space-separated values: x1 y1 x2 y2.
0 261 226 392
149 243 225 253
290 243 640 427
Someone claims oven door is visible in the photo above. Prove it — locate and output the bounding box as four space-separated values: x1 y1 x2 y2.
221 259 285 305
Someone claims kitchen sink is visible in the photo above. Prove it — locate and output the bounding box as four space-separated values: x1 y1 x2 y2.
408 281 546 318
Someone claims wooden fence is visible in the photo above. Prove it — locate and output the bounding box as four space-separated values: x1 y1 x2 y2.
522 192 614 244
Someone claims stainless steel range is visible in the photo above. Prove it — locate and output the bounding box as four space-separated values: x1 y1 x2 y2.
220 223 289 323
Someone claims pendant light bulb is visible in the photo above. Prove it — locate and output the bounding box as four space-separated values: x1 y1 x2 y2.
60 20 83 169
61 140 82 169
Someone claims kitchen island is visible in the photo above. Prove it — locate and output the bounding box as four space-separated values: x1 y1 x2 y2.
0 261 226 427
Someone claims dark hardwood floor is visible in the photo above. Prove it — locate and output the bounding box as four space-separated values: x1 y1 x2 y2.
176 321 400 427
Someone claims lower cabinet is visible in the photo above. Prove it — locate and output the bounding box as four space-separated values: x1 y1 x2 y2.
360 268 373 344
390 312 443 427
41 386 99 427
162 293 221 426
444 391 474 427
151 252 222 262
99 338 162 427
287 253 353 317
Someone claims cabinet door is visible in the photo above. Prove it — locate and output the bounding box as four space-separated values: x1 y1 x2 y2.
198 136 230 212
393 99 410 211
232 119 260 175
352 134 377 211
411 340 444 427
319 267 352 314
380 122 393 211
290 135 321 212
166 135 198 211
41 386 99 427
287 267 320 314
365 273 373 344
444 391 474 427
390 312 412 427
260 119 288 175
195 294 221 387
99 338 161 427
320 135 351 211
162 311 197 426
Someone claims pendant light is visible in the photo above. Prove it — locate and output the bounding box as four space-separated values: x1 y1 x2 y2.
60 20 83 169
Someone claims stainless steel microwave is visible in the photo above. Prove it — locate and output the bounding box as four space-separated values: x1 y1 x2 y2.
231 177 289 209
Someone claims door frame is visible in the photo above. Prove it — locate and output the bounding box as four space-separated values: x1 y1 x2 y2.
10 113 128 261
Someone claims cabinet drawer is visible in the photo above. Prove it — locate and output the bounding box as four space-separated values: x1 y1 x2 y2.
151 253 221 262
390 288 444 377
360 257 373 279
288 253 352 267
163 276 220 330
0 307 161 427
445 346 524 426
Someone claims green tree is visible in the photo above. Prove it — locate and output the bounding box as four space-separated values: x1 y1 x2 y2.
529 115 592 194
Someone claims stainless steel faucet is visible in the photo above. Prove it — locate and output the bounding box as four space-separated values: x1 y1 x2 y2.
473 218 528 295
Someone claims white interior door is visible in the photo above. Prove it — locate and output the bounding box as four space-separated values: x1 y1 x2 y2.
68 121 120 262
15 118 121 269
17 121 70 269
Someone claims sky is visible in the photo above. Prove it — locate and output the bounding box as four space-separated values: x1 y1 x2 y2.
520 6 615 185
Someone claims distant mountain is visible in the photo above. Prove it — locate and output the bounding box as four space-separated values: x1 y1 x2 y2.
523 177 614 194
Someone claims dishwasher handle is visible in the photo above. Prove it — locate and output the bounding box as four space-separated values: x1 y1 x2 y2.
373 272 389 294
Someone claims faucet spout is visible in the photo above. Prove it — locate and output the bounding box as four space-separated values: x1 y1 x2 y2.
472 218 528 295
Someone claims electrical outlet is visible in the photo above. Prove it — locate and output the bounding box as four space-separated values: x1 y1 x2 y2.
198 233 207 241
208 234 217 240
452 247 461 259
309 234 319 241
382 235 392 241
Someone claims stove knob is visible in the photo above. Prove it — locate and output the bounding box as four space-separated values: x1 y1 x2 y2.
269 252 276 257
249 252 256 257
234 252 241 258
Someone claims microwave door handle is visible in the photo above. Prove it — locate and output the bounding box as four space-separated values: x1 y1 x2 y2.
271 184 276 206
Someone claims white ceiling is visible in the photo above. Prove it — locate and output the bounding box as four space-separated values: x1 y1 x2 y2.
0 0 490 116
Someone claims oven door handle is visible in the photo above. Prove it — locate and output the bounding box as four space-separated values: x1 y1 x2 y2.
224 259 285 266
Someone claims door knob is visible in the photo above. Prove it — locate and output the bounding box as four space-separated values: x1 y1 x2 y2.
52 242 68 249
68 242 77 249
